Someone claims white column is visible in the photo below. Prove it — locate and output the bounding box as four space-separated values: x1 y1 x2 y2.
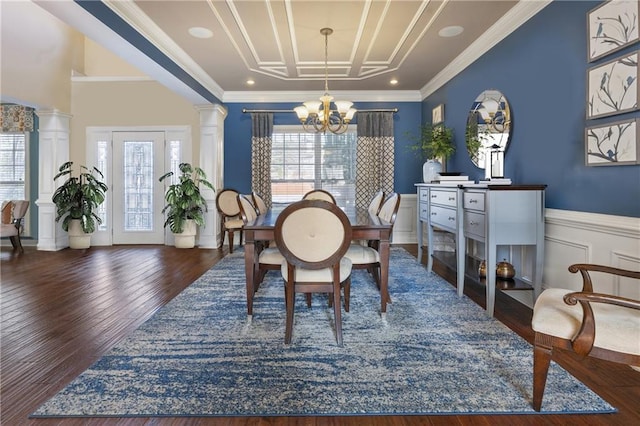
35 109 72 251
195 104 227 249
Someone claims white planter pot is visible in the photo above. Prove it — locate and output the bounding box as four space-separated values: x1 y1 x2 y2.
68 219 92 249
423 159 442 183
173 219 197 248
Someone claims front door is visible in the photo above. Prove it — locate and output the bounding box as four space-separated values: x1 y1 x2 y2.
111 131 166 244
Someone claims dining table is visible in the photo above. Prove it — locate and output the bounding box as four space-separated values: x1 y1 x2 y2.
242 204 394 317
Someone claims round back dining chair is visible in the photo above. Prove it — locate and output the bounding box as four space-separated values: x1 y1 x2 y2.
238 193 283 292
367 190 385 215
343 192 401 310
274 199 352 346
215 188 243 253
302 189 336 204
251 192 269 215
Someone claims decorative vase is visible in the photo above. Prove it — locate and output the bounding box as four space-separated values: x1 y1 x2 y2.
174 219 197 248
478 260 486 278
423 159 442 183
67 219 92 249
496 259 516 280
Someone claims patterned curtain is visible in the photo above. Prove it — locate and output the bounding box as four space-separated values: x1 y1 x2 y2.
251 113 273 208
355 112 395 209
1 104 34 132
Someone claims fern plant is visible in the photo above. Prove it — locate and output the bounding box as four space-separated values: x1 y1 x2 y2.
159 163 215 234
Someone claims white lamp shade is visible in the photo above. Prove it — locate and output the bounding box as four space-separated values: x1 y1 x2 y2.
345 108 357 121
334 100 353 115
303 100 322 116
294 106 309 121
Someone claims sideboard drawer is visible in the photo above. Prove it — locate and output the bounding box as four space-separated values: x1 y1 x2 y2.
419 203 429 221
430 189 457 207
464 211 485 239
431 205 457 230
419 188 430 202
464 191 485 211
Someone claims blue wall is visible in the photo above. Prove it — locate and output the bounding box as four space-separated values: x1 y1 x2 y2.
422 0 639 217
223 101 423 194
223 1 639 218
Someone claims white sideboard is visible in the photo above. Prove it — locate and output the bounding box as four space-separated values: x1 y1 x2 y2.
416 183 546 316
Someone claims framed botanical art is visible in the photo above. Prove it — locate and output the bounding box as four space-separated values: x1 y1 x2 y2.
585 118 639 166
432 104 444 124
588 0 639 62
587 51 639 119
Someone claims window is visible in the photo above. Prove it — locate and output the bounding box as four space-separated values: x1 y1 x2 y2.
0 132 27 201
271 125 356 209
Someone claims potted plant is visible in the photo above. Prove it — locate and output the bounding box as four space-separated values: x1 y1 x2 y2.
407 123 455 182
52 161 108 249
159 162 215 248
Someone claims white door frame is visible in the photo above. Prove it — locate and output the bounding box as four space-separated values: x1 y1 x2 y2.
86 126 192 246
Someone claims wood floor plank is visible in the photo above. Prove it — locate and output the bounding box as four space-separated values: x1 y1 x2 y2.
1 244 638 425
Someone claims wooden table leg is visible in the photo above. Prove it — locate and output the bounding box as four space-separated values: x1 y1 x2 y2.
378 237 390 313
244 231 256 316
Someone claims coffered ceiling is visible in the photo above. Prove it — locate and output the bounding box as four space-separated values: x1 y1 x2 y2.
35 1 549 103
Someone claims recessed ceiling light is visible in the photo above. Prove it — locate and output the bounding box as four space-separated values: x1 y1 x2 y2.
390 79 398 85
438 25 464 38
246 79 255 86
188 27 213 39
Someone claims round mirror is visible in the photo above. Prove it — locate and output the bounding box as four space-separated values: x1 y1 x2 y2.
465 90 512 169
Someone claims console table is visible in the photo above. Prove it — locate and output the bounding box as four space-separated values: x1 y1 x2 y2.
416 183 546 316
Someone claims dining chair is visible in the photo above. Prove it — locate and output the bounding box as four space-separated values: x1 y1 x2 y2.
531 263 640 411
215 188 243 253
367 190 385 215
251 192 269 215
343 193 401 310
302 189 336 204
274 199 353 345
237 194 283 288
1 200 30 253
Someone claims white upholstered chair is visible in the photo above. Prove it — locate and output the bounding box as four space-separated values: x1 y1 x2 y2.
343 193 400 310
274 199 352 345
531 263 640 411
237 194 283 289
251 192 269 215
302 189 336 204
367 190 385 216
1 200 29 253
215 188 243 253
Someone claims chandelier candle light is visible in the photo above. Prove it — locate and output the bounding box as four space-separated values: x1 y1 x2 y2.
294 28 357 134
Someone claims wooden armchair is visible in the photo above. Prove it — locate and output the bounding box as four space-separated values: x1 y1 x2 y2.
1 200 29 252
531 263 640 411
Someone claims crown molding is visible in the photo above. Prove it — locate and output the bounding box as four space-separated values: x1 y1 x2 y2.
103 0 225 100
223 90 422 103
420 0 552 99
71 76 154 83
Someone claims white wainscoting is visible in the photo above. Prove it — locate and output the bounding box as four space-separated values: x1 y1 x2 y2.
392 194 640 298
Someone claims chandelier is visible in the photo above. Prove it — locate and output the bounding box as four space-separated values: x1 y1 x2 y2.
294 28 357 134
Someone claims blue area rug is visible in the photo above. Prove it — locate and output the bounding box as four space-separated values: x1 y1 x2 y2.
31 248 615 417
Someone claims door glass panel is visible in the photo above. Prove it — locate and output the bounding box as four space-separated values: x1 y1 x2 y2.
123 141 154 232
96 140 108 231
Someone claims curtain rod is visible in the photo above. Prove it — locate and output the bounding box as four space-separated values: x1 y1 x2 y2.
242 108 398 113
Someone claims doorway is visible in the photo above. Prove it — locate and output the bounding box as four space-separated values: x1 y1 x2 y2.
111 131 166 244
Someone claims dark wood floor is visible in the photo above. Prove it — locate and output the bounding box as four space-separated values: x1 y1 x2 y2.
1 243 639 426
